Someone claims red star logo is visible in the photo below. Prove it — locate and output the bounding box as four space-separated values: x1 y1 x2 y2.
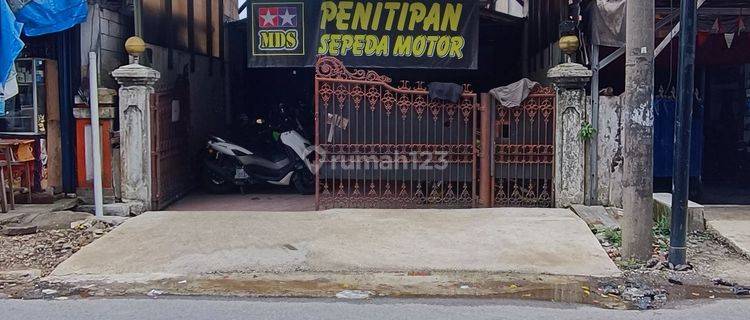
259 7 279 28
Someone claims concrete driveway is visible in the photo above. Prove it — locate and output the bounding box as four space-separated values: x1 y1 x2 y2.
49 208 620 283
705 206 750 259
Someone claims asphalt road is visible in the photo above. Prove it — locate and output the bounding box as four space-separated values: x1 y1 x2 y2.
2 298 750 320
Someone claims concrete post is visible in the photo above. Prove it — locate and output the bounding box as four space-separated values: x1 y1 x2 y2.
622 0 655 261
548 63 592 208
111 63 160 211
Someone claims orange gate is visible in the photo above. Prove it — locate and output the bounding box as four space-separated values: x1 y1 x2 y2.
314 57 479 209
492 86 556 207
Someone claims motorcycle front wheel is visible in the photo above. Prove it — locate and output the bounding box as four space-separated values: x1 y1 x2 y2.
292 169 315 195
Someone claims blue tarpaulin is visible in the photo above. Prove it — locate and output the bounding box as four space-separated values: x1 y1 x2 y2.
1 0 87 106
14 0 87 37
0 0 24 84
653 98 704 178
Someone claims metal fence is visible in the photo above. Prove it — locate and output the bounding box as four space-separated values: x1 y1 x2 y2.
314 57 478 209
492 86 556 207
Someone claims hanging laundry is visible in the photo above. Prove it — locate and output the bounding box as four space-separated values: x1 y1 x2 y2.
13 0 87 37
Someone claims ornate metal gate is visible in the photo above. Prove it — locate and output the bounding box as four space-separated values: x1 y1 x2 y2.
492 86 556 207
314 57 478 209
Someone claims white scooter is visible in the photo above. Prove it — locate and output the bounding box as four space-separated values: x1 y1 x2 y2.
202 105 315 194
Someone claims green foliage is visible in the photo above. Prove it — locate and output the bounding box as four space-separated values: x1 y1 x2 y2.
579 121 597 141
602 228 622 248
652 214 671 251
653 214 671 237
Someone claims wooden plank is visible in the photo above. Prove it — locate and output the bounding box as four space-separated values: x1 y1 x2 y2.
45 60 62 193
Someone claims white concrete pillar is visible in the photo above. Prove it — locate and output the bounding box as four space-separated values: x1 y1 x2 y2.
111 63 160 211
547 63 592 208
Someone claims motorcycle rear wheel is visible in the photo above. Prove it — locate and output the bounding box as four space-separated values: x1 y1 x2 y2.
292 169 315 195
202 167 235 194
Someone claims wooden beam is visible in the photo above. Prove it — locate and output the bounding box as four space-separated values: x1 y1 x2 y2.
45 60 62 193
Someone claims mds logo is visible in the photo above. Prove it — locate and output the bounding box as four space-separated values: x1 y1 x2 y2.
252 2 305 55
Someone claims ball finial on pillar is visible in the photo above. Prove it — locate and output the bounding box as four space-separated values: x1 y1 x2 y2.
124 36 146 64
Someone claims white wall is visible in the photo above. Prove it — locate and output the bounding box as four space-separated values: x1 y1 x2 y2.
495 0 527 18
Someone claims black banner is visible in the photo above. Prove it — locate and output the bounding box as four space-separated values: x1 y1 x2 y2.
248 0 479 69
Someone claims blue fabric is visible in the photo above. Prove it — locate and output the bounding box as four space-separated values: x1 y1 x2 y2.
653 98 704 178
0 0 24 83
14 0 87 37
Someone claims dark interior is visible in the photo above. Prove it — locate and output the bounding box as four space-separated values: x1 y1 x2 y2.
225 15 527 143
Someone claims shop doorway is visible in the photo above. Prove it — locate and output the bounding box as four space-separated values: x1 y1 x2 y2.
700 65 750 205
166 62 318 211
168 12 539 212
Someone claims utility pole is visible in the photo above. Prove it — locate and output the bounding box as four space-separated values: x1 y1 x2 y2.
621 0 655 261
670 0 698 266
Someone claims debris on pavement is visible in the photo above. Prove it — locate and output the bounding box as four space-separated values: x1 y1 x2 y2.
733 286 750 296
673 264 693 272
621 286 668 310
586 206 750 309
667 275 683 285
599 283 622 296
1 226 38 236
335 290 372 299
41 289 58 295
712 278 736 287
0 211 92 231
147 289 165 298
1 215 125 277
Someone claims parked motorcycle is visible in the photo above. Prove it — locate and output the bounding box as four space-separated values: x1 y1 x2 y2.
201 103 315 194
